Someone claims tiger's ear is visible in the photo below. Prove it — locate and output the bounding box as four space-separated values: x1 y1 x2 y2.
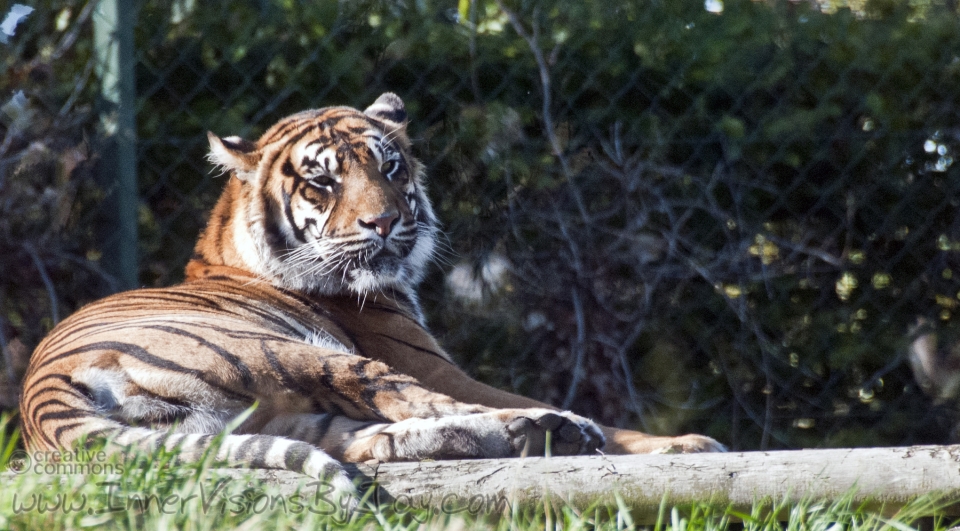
364 93 407 125
207 132 259 181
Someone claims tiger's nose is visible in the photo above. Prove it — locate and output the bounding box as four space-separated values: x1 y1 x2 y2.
359 211 399 237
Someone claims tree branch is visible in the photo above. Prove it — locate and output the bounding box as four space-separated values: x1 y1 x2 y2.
23 243 61 325
494 0 589 224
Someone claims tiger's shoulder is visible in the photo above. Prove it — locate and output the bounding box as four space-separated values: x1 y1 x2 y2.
37 260 436 361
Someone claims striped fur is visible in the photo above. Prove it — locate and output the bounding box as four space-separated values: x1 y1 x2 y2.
21 94 620 496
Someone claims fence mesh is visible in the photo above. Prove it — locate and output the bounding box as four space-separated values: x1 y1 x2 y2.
3 0 960 450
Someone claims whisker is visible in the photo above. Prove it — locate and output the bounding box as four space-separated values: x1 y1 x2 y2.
428 227 457 267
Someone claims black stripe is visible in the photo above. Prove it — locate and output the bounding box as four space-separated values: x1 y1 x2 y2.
236 435 270 464
23 374 88 403
218 328 296 342
30 341 251 404
43 314 210 352
281 159 300 179
34 341 199 376
38 290 228 349
355 361 386 415
316 356 387 422
85 428 115 443
321 357 387 421
261 340 311 394
323 401 345 418
184 320 299 343
154 430 177 451
277 122 325 150
259 113 323 145
363 303 407 318
94 291 226 311
34 425 57 450
140 325 255 388
214 200 232 258
53 421 88 445
375 108 405 123
29 396 88 416
262 180 292 253
371 333 452 364
184 288 300 334
313 413 335 440
37 409 94 426
280 186 308 243
195 434 215 449
27 395 91 448
284 442 312 473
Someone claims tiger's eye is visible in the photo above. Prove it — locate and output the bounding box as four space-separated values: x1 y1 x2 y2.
311 174 335 187
380 160 398 175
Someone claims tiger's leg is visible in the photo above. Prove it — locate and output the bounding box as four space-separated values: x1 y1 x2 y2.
261 410 604 462
377 350 725 454
254 342 605 456
312 356 723 455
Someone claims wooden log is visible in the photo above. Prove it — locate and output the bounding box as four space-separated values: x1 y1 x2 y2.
3 445 959 521
203 444 960 521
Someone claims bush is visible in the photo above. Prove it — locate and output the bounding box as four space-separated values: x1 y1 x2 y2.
3 0 960 449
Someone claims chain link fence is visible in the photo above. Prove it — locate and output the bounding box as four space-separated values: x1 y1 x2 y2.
3 0 960 451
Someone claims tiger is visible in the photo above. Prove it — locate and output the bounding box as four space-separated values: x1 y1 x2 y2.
20 93 723 498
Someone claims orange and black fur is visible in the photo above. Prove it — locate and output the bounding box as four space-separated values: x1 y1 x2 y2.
20 94 722 494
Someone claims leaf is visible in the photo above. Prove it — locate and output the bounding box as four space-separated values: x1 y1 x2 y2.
0 90 34 133
0 4 35 43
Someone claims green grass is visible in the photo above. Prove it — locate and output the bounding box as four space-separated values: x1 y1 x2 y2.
0 412 956 531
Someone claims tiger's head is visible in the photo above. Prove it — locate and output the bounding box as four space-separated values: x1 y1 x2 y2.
194 93 438 298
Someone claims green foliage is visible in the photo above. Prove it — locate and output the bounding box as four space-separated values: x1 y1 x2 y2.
3 0 960 450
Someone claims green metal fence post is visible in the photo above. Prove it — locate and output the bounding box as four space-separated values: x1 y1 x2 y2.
93 0 138 291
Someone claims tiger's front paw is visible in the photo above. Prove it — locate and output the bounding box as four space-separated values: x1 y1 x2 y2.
609 431 726 454
648 434 727 454
350 410 604 462
502 409 604 457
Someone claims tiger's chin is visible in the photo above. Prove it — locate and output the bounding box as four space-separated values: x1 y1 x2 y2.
270 257 413 297
345 259 414 296
302 233 434 299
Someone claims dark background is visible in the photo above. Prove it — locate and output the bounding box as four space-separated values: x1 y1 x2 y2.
3 0 960 451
